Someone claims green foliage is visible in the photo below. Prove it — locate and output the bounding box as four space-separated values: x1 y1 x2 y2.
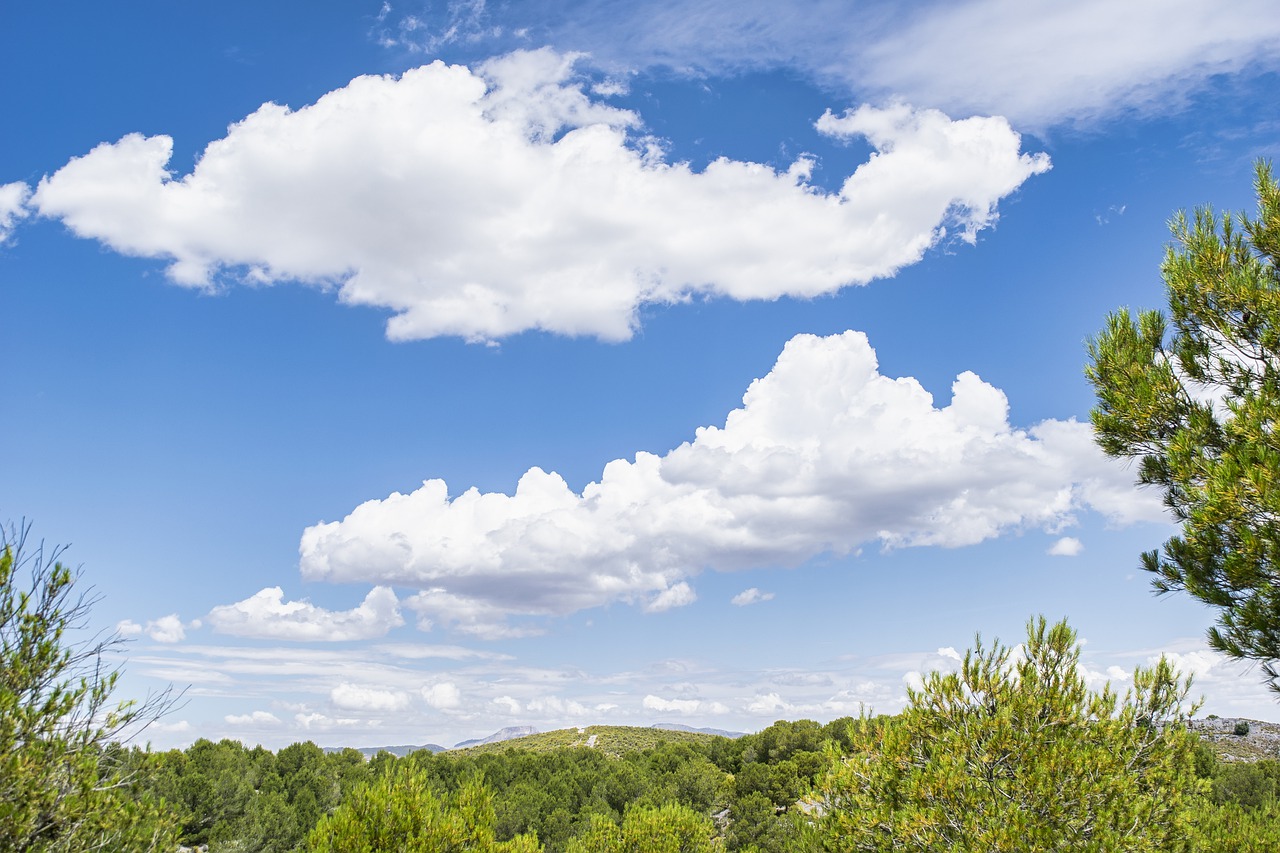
1186 798 1280 851
565 803 718 853
809 617 1201 852
305 767 540 852
0 525 179 852
1235 720 1252 736
454 725 722 758
1087 161 1280 690
139 736 373 851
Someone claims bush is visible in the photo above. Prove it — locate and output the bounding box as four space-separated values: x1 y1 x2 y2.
810 616 1201 852
1236 721 1252 737
1 523 179 851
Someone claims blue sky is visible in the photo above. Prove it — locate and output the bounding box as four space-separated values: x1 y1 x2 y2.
3 0 1280 748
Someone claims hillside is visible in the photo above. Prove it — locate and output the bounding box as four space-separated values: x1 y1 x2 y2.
1190 717 1280 763
449 724 727 757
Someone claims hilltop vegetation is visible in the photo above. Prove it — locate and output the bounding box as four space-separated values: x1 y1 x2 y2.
453 725 726 758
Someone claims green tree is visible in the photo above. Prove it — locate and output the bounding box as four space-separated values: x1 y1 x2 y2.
565 803 717 853
808 617 1201 852
0 524 180 851
305 766 541 852
1087 161 1280 690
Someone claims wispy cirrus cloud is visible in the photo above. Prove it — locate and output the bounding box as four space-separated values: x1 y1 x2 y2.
392 0 1280 129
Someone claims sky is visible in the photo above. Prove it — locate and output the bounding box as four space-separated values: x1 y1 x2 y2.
3 0 1280 750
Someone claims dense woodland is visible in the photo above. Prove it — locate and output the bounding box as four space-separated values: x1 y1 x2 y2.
87 716 1280 852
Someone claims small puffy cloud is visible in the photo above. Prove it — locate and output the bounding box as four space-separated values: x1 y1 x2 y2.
492 695 522 715
330 683 410 713
643 694 728 715
150 720 192 734
1048 536 1084 557
421 682 462 710
146 614 186 643
295 712 364 730
225 710 282 726
116 619 143 636
300 331 1163 638
207 586 403 641
731 588 774 606
0 182 30 243
32 49 1047 342
937 646 962 661
644 582 696 613
528 695 590 716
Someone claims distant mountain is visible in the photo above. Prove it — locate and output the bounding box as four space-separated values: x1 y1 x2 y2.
652 723 746 739
323 743 447 759
453 725 538 749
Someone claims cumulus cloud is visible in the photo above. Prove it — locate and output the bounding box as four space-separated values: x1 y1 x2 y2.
146 614 187 643
295 712 365 730
0 182 30 244
731 588 774 606
493 695 522 715
225 710 282 726
528 695 590 716
300 331 1164 638
643 694 729 715
422 682 463 710
116 619 143 636
1048 536 1084 557
31 49 1047 342
207 586 403 641
645 581 696 613
330 683 410 713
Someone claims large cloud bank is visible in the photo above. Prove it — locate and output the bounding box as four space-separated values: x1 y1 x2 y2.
299 331 1164 637
29 49 1048 342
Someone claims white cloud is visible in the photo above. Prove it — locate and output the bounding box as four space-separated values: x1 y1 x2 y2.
116 619 143 636
150 720 192 734
731 587 774 606
404 590 544 640
643 694 728 715
295 712 366 730
207 586 403 641
528 695 590 716
421 682 463 710
146 614 186 643
225 710 282 726
852 0 1280 128
478 1 1280 130
300 330 1163 637
330 682 411 713
492 695 522 715
644 581 696 613
31 49 1047 342
0 182 30 244
1048 536 1084 557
